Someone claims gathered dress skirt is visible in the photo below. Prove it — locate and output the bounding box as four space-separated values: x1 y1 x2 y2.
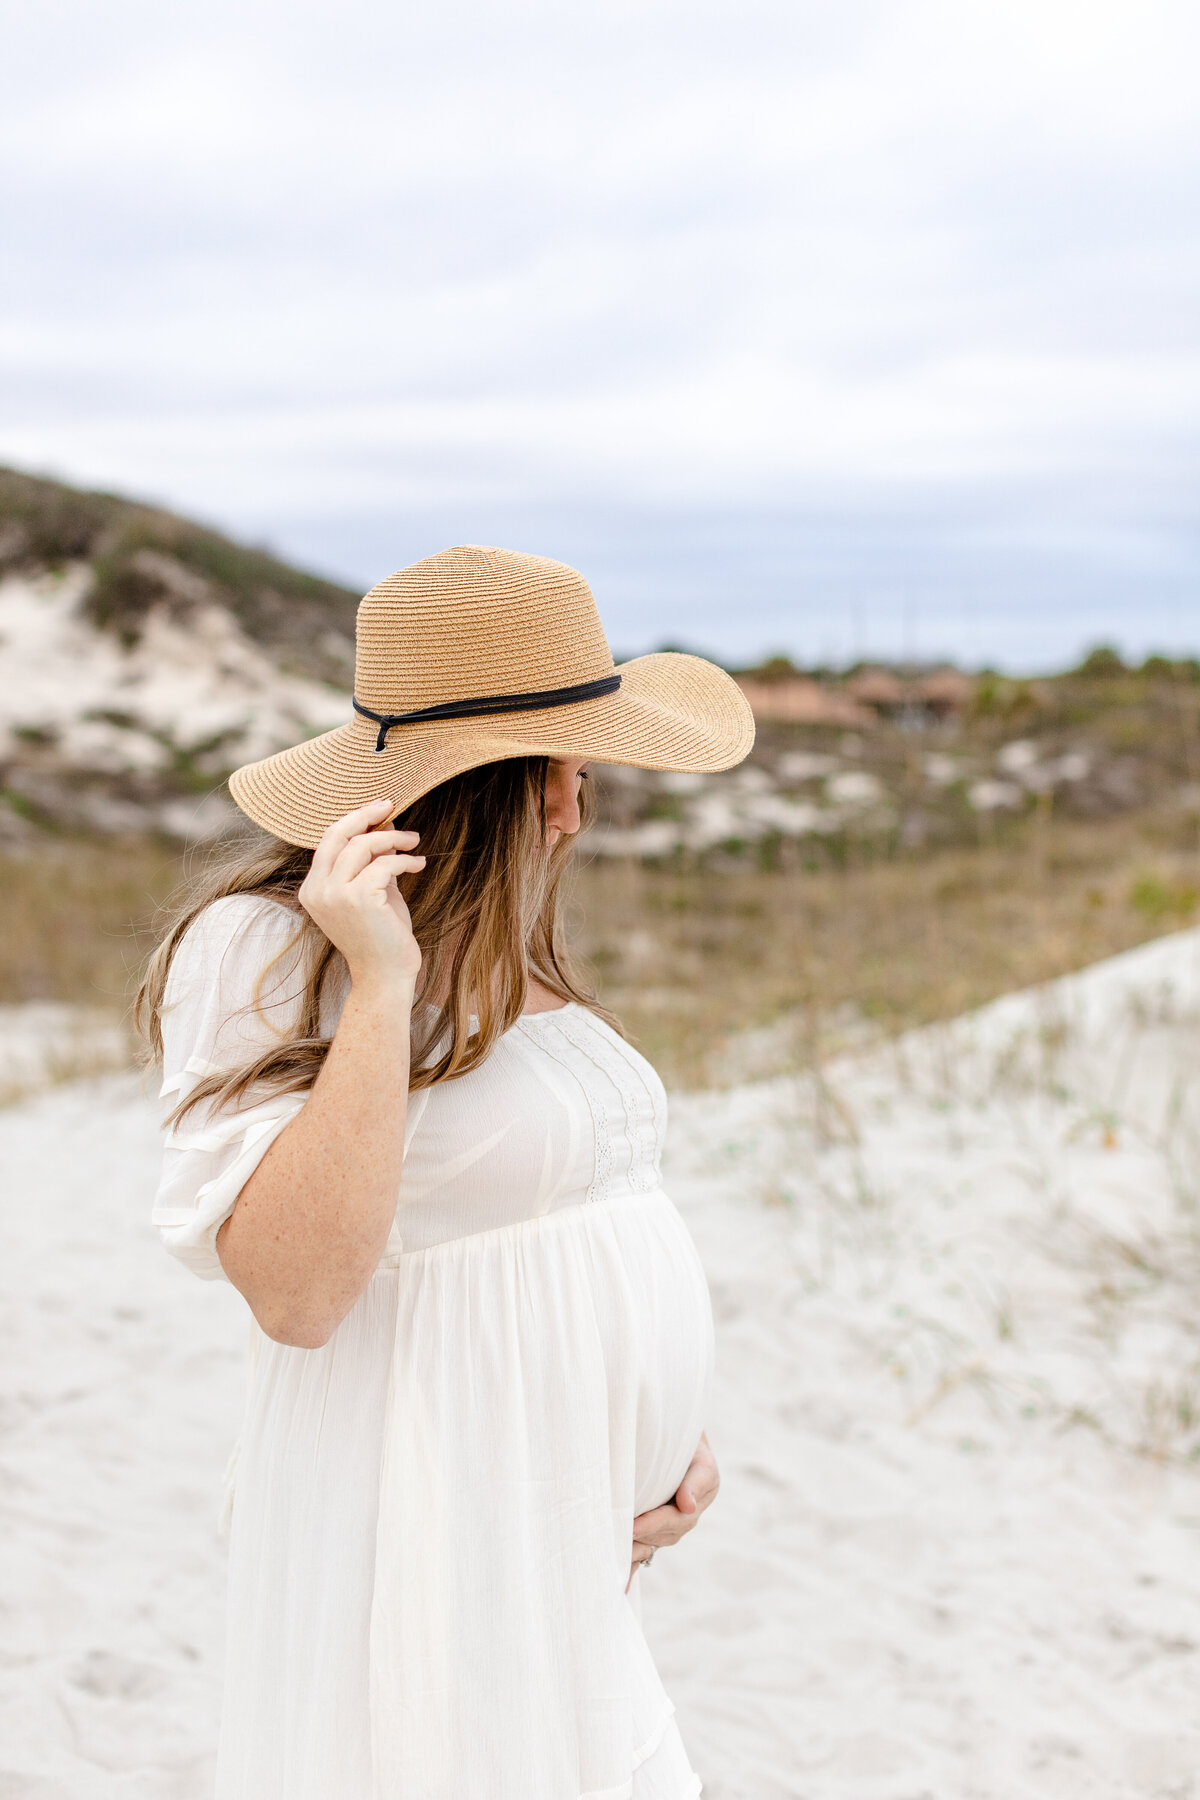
153 896 714 1799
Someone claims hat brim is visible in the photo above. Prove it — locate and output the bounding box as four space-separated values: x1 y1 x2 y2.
228 652 755 848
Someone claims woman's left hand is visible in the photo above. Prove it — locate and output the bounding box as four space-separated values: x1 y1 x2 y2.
627 1433 720 1589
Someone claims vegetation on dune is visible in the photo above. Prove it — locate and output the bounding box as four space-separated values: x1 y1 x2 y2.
0 466 359 683
2 801 1197 1090
0 465 1197 1090
575 810 1200 1086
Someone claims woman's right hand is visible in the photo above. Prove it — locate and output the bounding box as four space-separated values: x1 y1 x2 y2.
298 799 426 990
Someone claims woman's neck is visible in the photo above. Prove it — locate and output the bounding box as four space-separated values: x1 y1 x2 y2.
521 976 569 1016
415 959 569 1017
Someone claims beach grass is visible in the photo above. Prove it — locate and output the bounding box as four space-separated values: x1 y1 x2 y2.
1 805 1197 1088
572 808 1200 1085
0 837 181 1010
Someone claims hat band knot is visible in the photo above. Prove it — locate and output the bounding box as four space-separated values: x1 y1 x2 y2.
353 673 623 753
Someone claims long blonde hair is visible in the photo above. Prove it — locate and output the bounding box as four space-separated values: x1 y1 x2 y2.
136 756 616 1125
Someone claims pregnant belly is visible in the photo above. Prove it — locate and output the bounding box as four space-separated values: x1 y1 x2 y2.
365 1192 713 1796
608 1191 715 1515
260 1190 713 1530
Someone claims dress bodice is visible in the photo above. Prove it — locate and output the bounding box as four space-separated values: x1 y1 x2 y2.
388 1004 668 1256
152 894 668 1276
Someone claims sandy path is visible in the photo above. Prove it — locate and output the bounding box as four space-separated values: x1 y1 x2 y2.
1 1079 239 1798
3 931 1200 1797
652 930 1200 1798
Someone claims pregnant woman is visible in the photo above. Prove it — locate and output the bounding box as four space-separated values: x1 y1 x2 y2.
138 546 753 1799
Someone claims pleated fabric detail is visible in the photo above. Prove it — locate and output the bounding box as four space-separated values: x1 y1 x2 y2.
153 896 713 1799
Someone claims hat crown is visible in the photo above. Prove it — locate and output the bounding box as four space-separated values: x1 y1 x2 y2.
353 545 614 713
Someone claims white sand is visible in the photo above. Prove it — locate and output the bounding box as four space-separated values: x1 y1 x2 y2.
0 1003 130 1105
0 568 348 830
3 933 1200 1798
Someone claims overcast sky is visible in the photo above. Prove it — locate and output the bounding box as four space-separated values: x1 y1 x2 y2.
3 0 1198 667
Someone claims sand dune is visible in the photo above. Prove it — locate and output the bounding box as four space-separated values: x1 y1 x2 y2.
3 933 1200 1797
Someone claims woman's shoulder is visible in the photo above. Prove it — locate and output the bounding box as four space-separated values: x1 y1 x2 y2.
523 1000 661 1072
168 893 306 997
194 891 302 937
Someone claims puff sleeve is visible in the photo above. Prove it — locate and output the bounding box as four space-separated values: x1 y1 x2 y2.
151 894 334 1281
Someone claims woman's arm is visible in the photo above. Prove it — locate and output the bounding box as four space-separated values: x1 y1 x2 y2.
215 800 425 1348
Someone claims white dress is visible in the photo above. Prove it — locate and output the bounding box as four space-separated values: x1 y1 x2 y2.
153 896 712 1800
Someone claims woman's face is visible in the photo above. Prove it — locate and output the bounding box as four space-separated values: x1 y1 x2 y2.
543 758 589 850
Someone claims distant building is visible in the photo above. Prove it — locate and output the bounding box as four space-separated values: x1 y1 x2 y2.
733 675 873 727
734 664 974 727
845 665 974 722
913 667 975 717
844 667 907 711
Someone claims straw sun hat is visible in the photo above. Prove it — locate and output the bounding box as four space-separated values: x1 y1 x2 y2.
229 544 755 848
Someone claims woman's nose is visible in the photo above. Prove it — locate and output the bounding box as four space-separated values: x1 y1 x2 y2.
545 768 581 837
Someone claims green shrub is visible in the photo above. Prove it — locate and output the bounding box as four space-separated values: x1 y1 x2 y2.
1128 874 1198 920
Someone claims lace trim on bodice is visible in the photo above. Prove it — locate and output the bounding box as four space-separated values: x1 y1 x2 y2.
524 1008 665 1204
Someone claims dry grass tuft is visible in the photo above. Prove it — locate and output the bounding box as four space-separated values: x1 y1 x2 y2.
573 809 1200 1086
0 810 1197 1095
0 838 181 1009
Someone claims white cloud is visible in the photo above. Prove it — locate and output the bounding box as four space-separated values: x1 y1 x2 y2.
1 0 1198 661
